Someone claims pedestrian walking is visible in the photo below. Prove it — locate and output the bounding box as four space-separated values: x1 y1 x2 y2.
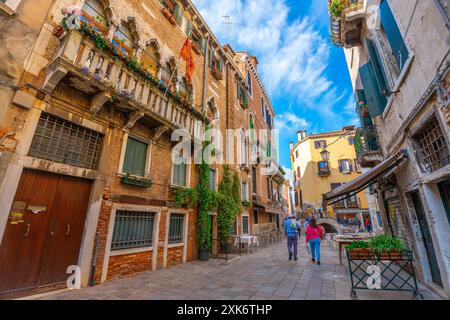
284 214 300 261
365 217 372 232
306 218 325 265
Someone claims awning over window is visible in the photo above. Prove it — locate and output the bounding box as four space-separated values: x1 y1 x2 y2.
323 149 409 205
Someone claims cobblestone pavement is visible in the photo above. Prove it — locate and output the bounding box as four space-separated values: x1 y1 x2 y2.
29 238 440 300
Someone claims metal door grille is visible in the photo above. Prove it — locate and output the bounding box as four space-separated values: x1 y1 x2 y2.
29 113 104 170
414 116 450 172
111 210 155 250
168 214 184 244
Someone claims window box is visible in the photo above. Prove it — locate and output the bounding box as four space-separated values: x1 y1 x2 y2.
121 175 152 188
192 42 202 55
211 67 223 81
161 7 176 25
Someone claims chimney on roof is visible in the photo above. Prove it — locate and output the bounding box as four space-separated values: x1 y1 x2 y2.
250 55 258 69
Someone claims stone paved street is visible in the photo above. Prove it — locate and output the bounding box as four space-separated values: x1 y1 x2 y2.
29 238 440 300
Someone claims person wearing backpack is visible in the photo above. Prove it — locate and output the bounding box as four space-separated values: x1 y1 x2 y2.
306 218 325 265
284 214 300 261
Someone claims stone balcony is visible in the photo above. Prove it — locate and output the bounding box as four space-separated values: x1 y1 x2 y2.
354 126 384 168
328 0 366 48
43 26 206 137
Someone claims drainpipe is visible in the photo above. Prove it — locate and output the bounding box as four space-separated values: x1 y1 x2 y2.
201 35 210 113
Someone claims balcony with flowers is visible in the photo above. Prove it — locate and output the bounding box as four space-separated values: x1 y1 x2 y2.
328 0 365 48
45 14 208 138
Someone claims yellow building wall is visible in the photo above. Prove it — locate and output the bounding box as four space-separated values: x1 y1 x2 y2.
291 131 369 213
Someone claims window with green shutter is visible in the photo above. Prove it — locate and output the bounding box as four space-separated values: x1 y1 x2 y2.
123 137 148 177
359 62 387 117
187 20 193 37
111 210 155 250
380 0 409 71
209 48 213 68
168 213 184 244
173 4 182 25
209 168 216 190
366 38 389 96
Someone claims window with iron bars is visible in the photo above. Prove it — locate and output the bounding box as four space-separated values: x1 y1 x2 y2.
413 116 450 172
111 211 156 250
168 213 185 244
29 113 104 170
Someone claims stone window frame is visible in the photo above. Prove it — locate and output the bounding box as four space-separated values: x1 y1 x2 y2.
117 131 152 179
0 0 21 15
163 209 190 268
101 203 162 283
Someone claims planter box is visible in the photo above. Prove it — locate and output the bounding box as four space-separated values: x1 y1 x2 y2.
161 8 176 25
346 248 375 260
192 43 202 55
120 176 152 188
211 68 223 81
377 251 408 260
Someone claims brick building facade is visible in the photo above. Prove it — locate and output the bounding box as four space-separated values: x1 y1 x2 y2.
0 0 289 298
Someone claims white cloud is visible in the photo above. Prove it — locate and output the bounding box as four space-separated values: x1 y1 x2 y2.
275 112 309 135
282 167 293 186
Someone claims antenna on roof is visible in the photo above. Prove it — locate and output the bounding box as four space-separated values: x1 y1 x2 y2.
222 15 236 42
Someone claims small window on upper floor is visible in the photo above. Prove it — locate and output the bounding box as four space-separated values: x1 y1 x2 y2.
247 70 252 97
314 140 327 149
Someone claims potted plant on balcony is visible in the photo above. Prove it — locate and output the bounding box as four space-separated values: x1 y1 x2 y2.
330 0 345 17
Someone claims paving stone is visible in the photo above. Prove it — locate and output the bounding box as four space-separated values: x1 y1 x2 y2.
27 238 441 301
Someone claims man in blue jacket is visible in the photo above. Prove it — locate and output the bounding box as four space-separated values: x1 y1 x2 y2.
284 214 300 261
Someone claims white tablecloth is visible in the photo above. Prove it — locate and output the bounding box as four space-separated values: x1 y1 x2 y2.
235 235 258 246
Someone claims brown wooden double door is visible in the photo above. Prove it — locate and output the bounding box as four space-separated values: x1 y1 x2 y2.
0 169 92 296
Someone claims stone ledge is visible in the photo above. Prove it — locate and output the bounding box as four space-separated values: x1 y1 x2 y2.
0 2 15 16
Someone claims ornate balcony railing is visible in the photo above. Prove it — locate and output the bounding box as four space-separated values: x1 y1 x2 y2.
355 126 381 157
328 0 365 48
44 24 207 137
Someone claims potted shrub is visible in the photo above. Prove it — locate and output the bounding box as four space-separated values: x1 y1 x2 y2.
369 234 407 260
330 0 345 17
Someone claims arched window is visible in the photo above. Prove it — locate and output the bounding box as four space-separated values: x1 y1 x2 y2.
140 41 160 77
161 60 177 91
81 0 108 35
112 22 134 56
247 70 252 97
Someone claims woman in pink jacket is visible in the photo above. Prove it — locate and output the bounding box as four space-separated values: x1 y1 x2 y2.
306 218 325 265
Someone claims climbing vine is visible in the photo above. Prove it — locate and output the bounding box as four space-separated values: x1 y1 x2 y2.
217 165 242 247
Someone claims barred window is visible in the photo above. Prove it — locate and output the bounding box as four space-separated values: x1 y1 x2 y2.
242 216 249 235
29 113 103 170
168 213 185 244
413 116 450 172
111 211 156 250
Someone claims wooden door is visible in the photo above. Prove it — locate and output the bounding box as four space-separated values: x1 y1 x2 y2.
0 170 92 295
38 175 92 286
410 191 443 287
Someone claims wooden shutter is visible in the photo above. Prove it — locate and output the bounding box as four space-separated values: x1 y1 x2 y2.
187 20 193 37
199 36 205 54
359 63 387 117
349 160 353 172
380 0 409 70
174 4 182 25
365 38 389 97
209 49 213 68
338 160 343 173
123 137 147 176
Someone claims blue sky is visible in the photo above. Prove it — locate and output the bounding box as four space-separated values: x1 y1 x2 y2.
192 0 358 177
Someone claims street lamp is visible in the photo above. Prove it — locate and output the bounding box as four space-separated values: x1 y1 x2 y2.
320 149 330 162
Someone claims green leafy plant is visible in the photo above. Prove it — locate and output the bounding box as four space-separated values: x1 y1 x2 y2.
330 0 345 17
217 165 242 247
369 234 407 254
346 240 370 250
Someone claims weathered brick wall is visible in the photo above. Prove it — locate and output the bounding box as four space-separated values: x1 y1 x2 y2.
107 251 153 281
166 247 183 266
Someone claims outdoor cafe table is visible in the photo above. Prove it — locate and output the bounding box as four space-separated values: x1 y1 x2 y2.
335 234 371 265
235 235 258 254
